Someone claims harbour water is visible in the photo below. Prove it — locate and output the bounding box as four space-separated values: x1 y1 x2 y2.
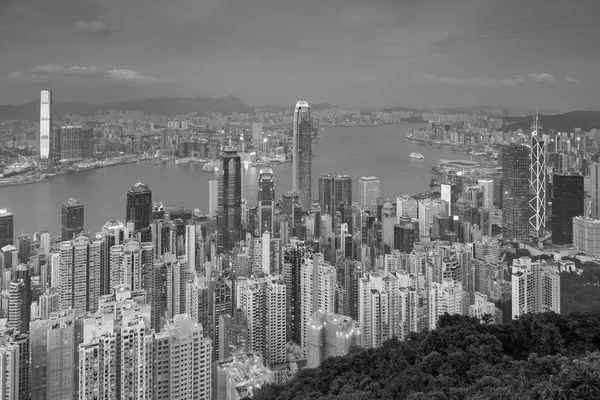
0 123 470 237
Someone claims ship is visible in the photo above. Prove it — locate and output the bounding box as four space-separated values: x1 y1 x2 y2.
410 152 424 160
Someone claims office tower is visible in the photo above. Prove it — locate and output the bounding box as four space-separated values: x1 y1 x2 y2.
396 196 418 220
154 314 212 400
208 179 219 219
61 198 84 241
307 311 361 368
440 183 452 214
57 126 93 161
511 257 560 319
258 167 275 234
477 179 494 209
292 101 312 210
218 147 242 251
40 90 52 159
552 173 584 245
334 175 352 209
0 210 13 249
418 199 445 238
252 121 263 148
359 176 379 208
502 144 530 241
393 223 415 253
185 224 196 273
590 162 600 219
126 182 153 233
261 231 271 274
428 279 464 330
529 116 547 237
17 234 31 264
319 174 335 214
572 217 600 256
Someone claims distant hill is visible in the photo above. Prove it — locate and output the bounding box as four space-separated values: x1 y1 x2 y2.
0 96 254 120
434 105 560 117
502 111 600 132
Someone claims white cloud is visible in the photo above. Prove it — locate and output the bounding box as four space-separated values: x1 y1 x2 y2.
415 72 525 88
108 69 160 82
528 73 556 82
73 20 117 35
566 76 581 84
7 72 48 82
32 65 101 75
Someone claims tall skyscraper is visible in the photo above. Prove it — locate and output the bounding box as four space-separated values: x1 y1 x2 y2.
359 176 379 208
217 147 242 251
552 173 584 245
477 179 494 209
590 162 600 219
208 178 219 218
318 174 334 214
529 116 547 237
502 144 530 241
56 126 93 161
334 175 352 210
258 167 275 234
61 198 84 241
292 101 312 210
126 182 153 233
40 90 52 159
0 210 13 248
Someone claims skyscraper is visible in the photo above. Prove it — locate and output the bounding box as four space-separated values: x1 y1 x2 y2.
529 116 547 237
552 173 584 245
292 101 312 210
334 175 352 210
56 126 93 161
477 179 494 209
590 162 600 219
126 182 153 233
208 178 219 218
502 144 530 241
0 209 13 248
40 90 52 159
258 167 275 234
217 147 242 251
318 174 334 214
359 176 379 208
61 198 84 241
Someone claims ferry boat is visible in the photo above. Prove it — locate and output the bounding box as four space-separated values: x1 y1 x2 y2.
410 152 424 160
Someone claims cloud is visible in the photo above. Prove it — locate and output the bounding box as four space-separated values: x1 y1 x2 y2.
7 72 48 83
8 65 164 85
108 69 161 82
415 72 525 88
73 20 117 35
528 73 556 82
566 76 581 84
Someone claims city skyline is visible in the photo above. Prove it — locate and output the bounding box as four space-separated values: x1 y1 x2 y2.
1 0 599 110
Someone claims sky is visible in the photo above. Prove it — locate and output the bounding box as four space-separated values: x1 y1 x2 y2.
0 0 599 110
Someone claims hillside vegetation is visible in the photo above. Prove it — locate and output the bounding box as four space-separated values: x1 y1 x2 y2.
255 312 600 400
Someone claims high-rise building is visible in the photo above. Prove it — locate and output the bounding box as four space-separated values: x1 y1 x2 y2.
56 126 93 161
428 279 465 330
59 236 92 312
529 116 547 237
252 122 263 148
552 173 584 245
440 183 453 214
40 90 52 159
61 198 84 241
265 275 287 366
218 147 242 251
17 234 31 264
292 101 312 210
418 199 445 238
126 182 152 233
477 179 494 210
590 162 600 219
334 175 352 210
0 210 13 249
359 176 379 208
154 314 212 400
258 168 275 234
511 257 560 319
306 311 361 368
318 174 335 214
208 178 219 218
572 217 600 256
393 223 415 253
502 144 530 241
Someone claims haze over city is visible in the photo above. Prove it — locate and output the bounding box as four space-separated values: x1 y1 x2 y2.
1 0 599 110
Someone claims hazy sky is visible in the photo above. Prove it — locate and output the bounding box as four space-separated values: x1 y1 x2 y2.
1 0 599 110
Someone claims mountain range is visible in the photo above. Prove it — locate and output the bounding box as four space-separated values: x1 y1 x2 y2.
502 111 600 132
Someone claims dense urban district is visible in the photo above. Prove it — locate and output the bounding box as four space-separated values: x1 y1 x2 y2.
0 91 599 399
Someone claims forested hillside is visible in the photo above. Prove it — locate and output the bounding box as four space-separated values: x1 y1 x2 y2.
255 312 600 399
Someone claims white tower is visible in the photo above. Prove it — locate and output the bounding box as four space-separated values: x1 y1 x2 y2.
40 90 52 159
